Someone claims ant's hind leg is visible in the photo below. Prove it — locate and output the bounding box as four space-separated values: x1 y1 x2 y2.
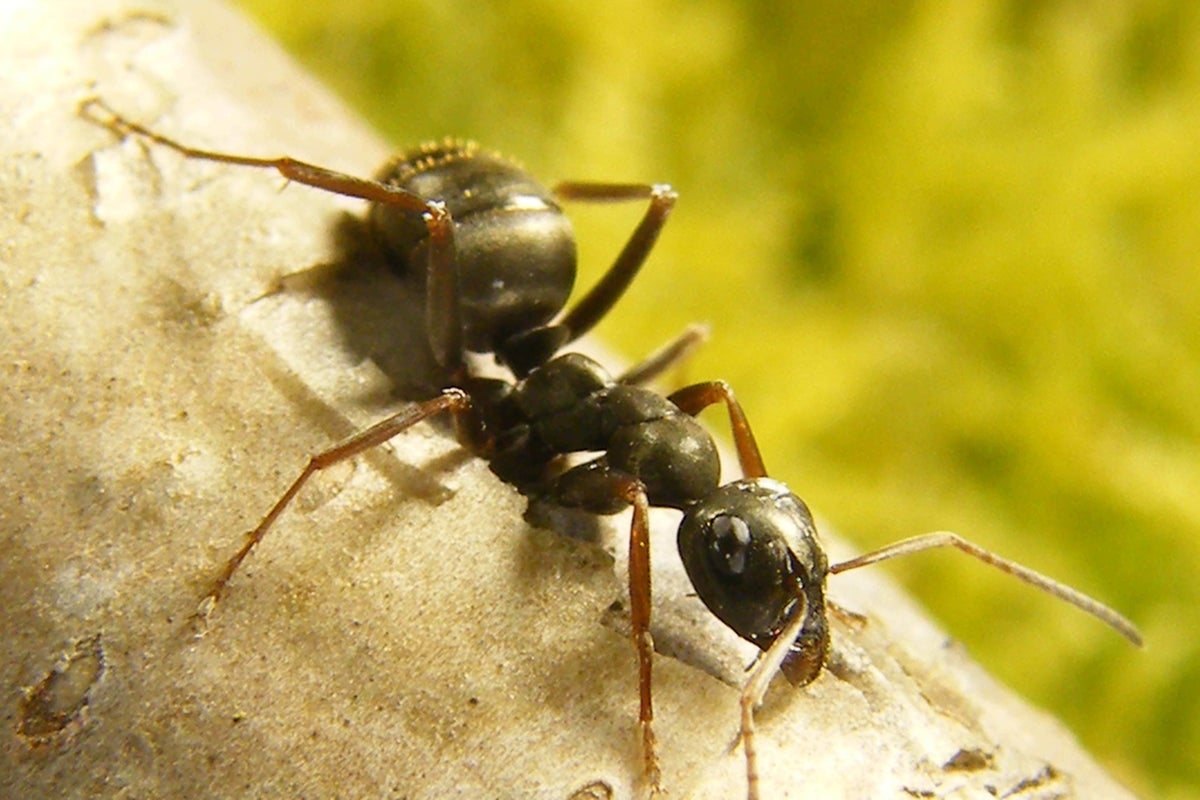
199 388 473 617
80 98 435 213
552 181 678 342
80 98 465 376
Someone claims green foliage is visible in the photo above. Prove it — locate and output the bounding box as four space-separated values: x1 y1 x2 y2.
235 1 1200 795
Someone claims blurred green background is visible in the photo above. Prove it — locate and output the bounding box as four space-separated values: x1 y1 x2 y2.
231 1 1198 796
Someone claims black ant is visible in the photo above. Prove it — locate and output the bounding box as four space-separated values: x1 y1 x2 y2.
82 99 1142 800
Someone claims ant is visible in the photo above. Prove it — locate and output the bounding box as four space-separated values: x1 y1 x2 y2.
82 99 1142 800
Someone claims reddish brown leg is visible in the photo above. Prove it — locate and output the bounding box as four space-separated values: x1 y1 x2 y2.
613 476 662 795
79 99 464 375
551 181 677 342
558 469 661 792
81 99 437 210
199 389 473 615
668 381 767 479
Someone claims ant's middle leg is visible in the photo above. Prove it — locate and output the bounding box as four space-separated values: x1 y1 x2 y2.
618 323 710 387
621 476 662 795
552 181 678 342
200 388 473 615
544 462 663 793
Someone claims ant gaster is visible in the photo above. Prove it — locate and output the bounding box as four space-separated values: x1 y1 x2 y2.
83 100 1143 800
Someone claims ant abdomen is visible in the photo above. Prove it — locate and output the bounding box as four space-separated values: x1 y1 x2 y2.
369 141 577 356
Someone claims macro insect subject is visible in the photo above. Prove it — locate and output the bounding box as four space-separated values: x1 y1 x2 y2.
82 99 1142 800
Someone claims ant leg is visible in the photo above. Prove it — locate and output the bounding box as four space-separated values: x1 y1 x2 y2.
81 99 435 212
80 99 441 211
668 381 767 480
827 599 868 629
618 323 710 386
420 207 464 375
619 477 662 795
80 99 465 373
551 181 678 341
200 388 473 615
738 598 809 800
550 464 662 793
830 532 1143 646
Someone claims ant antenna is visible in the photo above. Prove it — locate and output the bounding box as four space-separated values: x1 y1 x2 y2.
830 531 1143 646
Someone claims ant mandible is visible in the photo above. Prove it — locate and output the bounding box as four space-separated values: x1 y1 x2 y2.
82 99 1142 800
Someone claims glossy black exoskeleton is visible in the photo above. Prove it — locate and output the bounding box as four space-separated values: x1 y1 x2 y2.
367 140 586 376
83 100 1142 800
678 478 831 685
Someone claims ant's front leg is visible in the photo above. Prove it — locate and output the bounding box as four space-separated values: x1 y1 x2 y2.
738 601 809 800
669 381 767 480
198 388 473 618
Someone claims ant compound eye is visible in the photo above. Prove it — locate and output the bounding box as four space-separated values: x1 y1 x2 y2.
710 513 752 576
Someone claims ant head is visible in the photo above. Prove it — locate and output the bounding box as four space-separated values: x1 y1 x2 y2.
678 478 831 686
